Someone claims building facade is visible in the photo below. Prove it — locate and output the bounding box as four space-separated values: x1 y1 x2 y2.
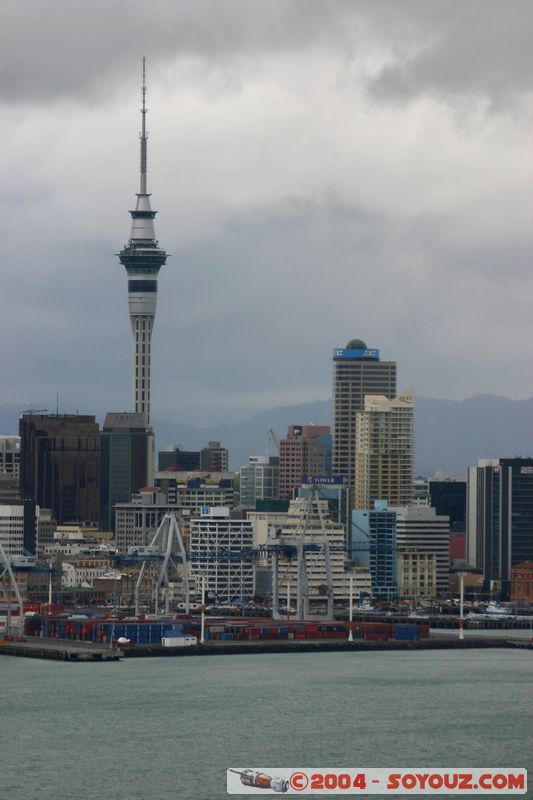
19 413 100 525
239 456 279 508
332 340 396 502
397 550 437 598
189 508 254 604
352 501 398 599
158 447 200 472
100 412 154 532
467 457 533 599
0 436 20 480
395 505 450 597
278 425 330 500
200 442 229 472
354 391 414 509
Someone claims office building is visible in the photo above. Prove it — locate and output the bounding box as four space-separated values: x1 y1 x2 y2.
354 390 414 509
100 412 154 532
154 472 236 513
332 340 396 500
114 488 174 554
467 457 533 599
189 507 254 604
352 501 398 599
0 436 20 480
395 505 450 597
278 425 330 500
159 446 200 472
511 562 533 603
200 442 229 472
0 503 42 558
239 456 279 508
429 476 467 532
117 60 168 424
397 550 437 598
19 413 100 525
299 478 350 533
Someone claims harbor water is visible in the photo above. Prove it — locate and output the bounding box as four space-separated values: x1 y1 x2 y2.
2 649 531 800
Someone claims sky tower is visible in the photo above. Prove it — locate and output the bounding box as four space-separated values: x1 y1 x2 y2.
118 58 168 424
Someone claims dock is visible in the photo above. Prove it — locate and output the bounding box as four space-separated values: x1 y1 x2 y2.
0 636 122 662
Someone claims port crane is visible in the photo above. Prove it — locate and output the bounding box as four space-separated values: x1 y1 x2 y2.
127 512 189 616
0 543 24 637
267 485 334 621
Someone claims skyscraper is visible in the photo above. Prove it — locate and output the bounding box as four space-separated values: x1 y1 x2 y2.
118 59 168 424
332 339 396 498
467 457 533 599
19 413 100 525
354 390 414 509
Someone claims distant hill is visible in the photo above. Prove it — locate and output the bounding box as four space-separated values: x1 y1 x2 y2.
2 394 533 477
153 394 533 476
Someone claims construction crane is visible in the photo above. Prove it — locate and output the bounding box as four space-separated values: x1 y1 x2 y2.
269 429 280 455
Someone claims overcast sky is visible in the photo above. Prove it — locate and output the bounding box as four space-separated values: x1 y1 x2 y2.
1 0 532 426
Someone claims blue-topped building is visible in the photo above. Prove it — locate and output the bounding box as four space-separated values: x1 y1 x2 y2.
332 338 396 497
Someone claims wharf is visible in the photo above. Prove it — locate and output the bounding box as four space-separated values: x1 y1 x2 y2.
121 637 532 658
0 636 122 662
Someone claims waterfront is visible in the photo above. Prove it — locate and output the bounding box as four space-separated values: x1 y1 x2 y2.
2 649 531 800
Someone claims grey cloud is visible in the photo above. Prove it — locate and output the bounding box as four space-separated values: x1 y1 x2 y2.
2 1 532 107
369 0 533 108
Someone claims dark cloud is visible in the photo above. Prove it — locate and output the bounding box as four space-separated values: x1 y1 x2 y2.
2 1 532 107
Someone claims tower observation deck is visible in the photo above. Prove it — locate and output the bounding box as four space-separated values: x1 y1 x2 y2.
118 58 168 424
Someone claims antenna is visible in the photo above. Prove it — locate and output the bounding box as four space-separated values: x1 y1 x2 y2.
140 56 148 195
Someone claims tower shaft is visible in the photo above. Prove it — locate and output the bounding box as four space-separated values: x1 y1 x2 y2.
118 58 168 424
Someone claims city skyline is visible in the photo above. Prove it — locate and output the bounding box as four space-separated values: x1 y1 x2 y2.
1 1 532 428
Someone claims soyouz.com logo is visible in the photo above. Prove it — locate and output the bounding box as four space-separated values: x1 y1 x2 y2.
227 768 527 794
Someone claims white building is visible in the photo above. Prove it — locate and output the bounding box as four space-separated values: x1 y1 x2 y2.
189 508 254 604
394 505 450 596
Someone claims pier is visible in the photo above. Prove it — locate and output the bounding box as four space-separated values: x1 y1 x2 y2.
0 637 122 662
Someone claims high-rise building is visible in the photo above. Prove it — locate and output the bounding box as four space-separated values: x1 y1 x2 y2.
239 456 279 508
429 476 467 532
352 501 398 600
99 412 154 532
200 442 229 472
354 391 414 509
278 425 330 500
19 414 100 525
467 457 533 599
332 339 396 500
118 59 168 424
395 505 450 597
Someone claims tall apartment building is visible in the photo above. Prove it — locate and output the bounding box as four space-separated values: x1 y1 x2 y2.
0 436 20 480
332 340 396 500
352 501 398 599
278 425 330 500
200 441 229 472
189 507 254 604
99 412 154 532
354 391 414 509
395 505 450 597
19 414 100 525
467 458 533 599
239 456 279 508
